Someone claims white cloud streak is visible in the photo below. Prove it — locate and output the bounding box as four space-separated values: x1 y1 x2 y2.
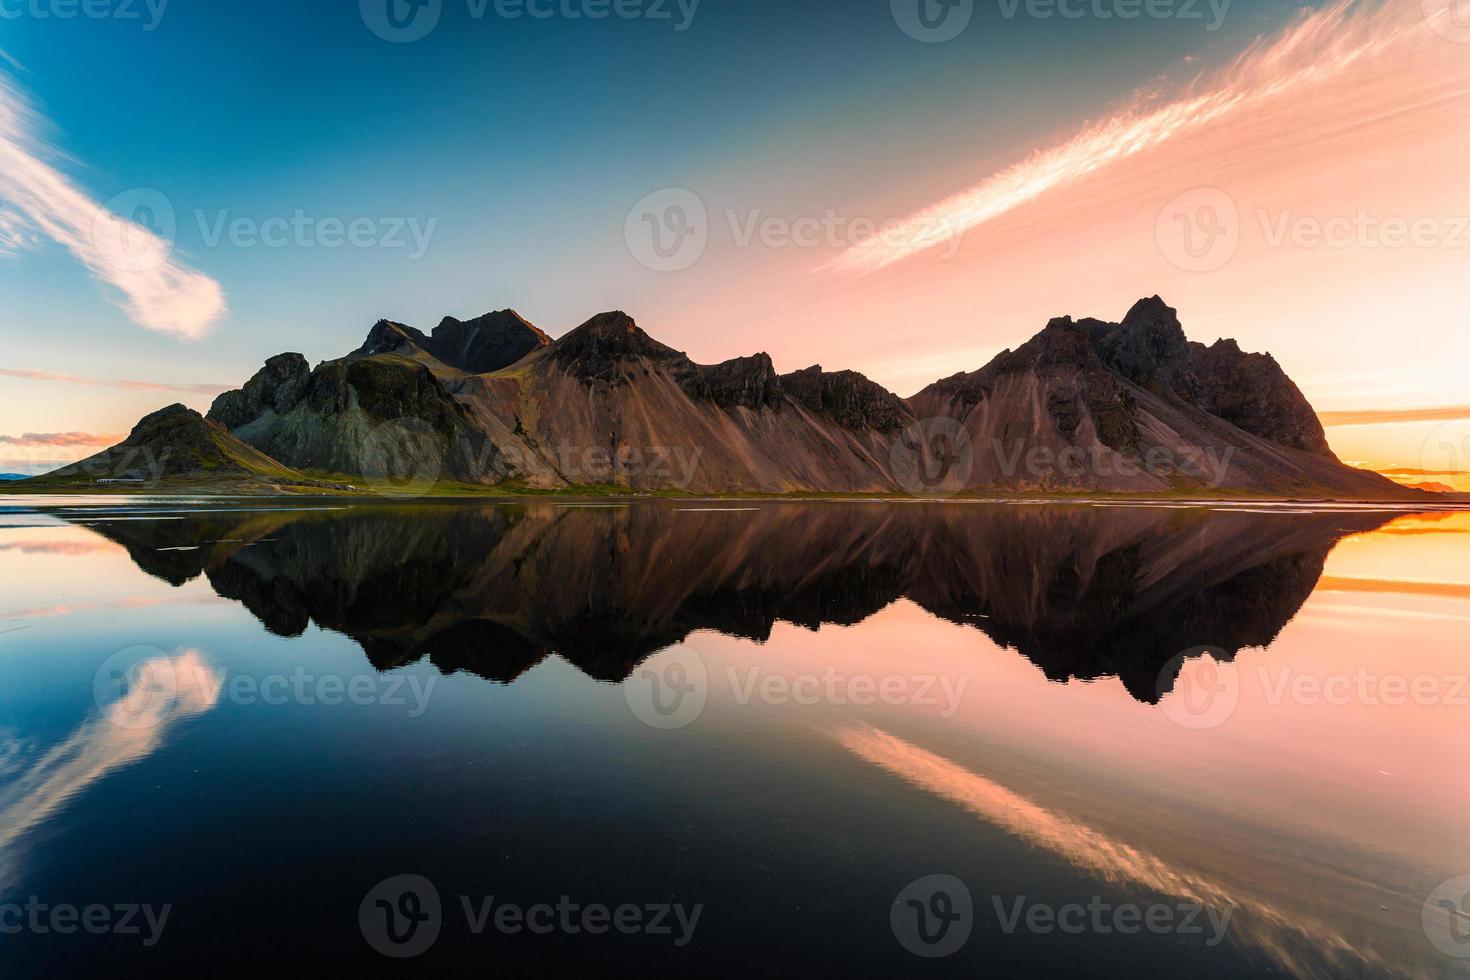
0 71 226 338
830 0 1434 274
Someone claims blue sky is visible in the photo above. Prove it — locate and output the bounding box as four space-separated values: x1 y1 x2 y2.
7 0 1466 478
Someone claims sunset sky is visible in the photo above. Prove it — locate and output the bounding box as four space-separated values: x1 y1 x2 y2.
1 0 1467 484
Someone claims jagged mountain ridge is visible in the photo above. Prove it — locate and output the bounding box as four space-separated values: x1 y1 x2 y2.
31 296 1415 497
353 309 551 375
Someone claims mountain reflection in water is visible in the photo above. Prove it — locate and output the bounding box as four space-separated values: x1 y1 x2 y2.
65 501 1394 701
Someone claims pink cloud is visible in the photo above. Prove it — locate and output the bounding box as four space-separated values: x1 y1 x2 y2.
0 432 122 447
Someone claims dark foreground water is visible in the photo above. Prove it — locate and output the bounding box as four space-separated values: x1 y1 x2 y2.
0 497 1467 978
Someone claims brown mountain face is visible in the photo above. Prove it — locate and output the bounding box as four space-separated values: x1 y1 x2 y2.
46 296 1418 497
906 296 1402 496
445 310 910 491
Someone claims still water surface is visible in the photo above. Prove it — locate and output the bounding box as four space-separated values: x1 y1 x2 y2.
0 497 1466 977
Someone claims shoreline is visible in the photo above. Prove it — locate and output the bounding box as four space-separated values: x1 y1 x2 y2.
1 484 1463 509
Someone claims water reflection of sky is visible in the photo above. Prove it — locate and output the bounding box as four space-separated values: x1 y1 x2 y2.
0 502 1466 976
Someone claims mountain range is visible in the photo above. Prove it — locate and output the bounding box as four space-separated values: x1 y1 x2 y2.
22 296 1417 498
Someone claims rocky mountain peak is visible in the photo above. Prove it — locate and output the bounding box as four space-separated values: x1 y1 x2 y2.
993 316 1105 374
683 352 782 410
355 319 428 360
429 310 551 373
1095 296 1190 392
550 311 684 381
208 352 310 429
780 365 910 432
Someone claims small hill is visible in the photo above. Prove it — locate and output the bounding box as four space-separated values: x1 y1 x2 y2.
22 404 313 490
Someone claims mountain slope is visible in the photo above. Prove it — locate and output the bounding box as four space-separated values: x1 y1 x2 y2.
906 297 1404 497
451 311 912 491
207 350 495 485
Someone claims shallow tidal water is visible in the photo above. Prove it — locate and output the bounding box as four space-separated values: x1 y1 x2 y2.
0 497 1467 977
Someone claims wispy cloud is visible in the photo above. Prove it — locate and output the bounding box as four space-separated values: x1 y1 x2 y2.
829 0 1431 273
1319 406 1470 427
0 366 231 395
0 207 37 257
0 431 121 447
0 71 226 338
